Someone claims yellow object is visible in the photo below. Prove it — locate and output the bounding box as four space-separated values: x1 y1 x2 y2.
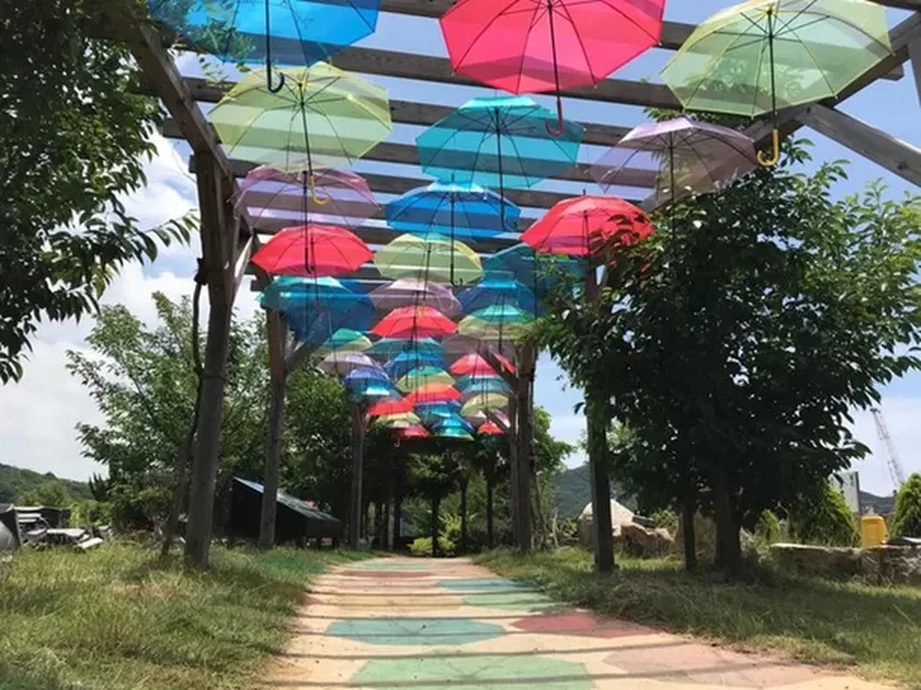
757 129 781 167
860 514 888 547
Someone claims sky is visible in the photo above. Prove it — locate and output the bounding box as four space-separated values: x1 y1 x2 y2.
1 1 919 497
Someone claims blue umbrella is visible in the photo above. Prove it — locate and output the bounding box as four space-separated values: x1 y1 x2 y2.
149 0 381 91
386 182 520 243
460 271 539 315
456 374 508 391
483 243 584 304
415 402 463 422
384 352 449 379
459 379 513 398
368 337 445 360
260 276 374 344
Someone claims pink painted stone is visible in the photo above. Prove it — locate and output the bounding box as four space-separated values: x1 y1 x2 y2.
512 612 656 638
339 570 430 579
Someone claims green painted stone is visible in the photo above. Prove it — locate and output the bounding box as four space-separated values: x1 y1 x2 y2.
463 591 558 611
353 655 593 689
440 578 534 592
326 617 504 646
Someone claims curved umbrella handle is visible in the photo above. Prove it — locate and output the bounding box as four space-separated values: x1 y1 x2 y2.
757 129 781 168
308 174 331 206
544 95 566 138
266 64 286 94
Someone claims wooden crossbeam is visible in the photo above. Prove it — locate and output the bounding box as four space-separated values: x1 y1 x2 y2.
910 39 921 105
799 105 921 186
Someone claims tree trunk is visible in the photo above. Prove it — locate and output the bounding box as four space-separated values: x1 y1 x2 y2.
160 444 191 561
383 478 392 551
259 375 286 550
515 344 536 553
713 473 741 574
586 391 614 573
459 478 468 555
392 479 403 552
184 301 232 569
431 494 441 557
681 495 697 572
486 475 495 549
348 404 364 549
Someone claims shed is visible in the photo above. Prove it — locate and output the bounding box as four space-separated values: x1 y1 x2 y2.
228 478 342 546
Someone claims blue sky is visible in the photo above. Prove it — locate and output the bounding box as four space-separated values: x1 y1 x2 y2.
2 1 919 497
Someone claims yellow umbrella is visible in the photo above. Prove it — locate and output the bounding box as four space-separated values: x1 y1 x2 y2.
374 234 483 285
461 393 510 416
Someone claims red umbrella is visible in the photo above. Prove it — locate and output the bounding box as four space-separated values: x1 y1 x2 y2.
479 421 504 435
440 0 665 134
405 385 462 404
367 399 414 417
450 353 498 377
396 426 431 439
493 352 517 375
251 224 372 276
372 306 457 339
522 195 655 259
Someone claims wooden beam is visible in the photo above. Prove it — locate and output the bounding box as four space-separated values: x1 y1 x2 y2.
285 342 315 374
910 38 921 106
799 105 921 186
233 234 255 299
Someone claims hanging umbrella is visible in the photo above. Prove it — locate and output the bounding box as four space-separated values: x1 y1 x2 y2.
461 393 510 416
405 386 462 405
465 410 489 425
522 195 656 259
450 354 498 378
397 367 455 394
479 421 504 436
260 276 375 343
372 306 458 340
493 352 517 376
435 428 475 441
343 367 391 387
368 279 462 316
148 0 381 91
319 352 382 376
440 0 665 134
593 117 758 210
460 271 538 316
209 63 391 195
484 243 584 304
316 329 373 356
416 96 582 210
368 337 446 360
384 352 449 379
375 411 423 426
236 165 379 230
458 306 534 342
661 0 891 166
442 334 518 362
395 426 432 439
374 235 483 286
251 224 372 276
348 382 398 401
434 418 476 434
460 379 513 399
456 374 509 391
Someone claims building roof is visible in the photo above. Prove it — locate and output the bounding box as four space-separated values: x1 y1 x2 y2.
233 478 341 525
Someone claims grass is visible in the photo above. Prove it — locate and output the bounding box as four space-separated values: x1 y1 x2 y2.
0 542 368 690
475 547 921 688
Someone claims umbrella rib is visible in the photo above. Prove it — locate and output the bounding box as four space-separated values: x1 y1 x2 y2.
451 0 524 71
513 0 548 95
597 0 660 42
785 24 839 97
681 27 759 113
553 1 597 85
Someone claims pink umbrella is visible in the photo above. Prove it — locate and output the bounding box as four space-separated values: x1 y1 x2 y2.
368 279 462 317
236 165 379 231
372 306 457 339
251 224 372 277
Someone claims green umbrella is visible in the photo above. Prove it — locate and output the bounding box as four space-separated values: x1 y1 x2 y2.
661 0 891 166
316 329 373 356
397 366 455 393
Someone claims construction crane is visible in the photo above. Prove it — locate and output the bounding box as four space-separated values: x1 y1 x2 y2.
871 407 906 491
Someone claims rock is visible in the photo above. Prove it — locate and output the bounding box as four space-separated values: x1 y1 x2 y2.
771 543 921 585
621 522 675 558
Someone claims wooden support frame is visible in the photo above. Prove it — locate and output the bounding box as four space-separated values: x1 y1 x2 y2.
259 309 287 549
349 403 366 548
514 344 537 553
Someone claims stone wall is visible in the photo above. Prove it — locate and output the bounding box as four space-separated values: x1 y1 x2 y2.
771 543 921 585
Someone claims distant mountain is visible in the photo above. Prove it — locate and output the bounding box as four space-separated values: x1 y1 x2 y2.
0 463 93 505
551 464 636 519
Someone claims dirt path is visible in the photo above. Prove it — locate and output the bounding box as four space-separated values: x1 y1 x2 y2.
261 557 891 689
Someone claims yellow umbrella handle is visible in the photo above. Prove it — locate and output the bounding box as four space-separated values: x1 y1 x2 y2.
308 174 331 206
757 129 781 168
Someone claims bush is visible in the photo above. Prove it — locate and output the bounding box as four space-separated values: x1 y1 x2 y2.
755 510 782 543
789 483 859 547
409 536 455 557
892 473 921 538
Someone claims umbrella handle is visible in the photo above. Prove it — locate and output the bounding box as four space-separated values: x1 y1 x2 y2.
757 129 781 168
544 98 566 138
267 64 286 94
308 174 331 206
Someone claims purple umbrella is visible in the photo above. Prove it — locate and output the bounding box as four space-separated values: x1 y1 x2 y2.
368 279 461 317
593 117 757 211
319 352 383 377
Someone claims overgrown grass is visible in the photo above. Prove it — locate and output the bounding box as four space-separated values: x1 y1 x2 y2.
0 543 368 690
476 547 921 687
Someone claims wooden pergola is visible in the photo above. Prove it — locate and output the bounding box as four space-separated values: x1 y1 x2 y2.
101 0 921 568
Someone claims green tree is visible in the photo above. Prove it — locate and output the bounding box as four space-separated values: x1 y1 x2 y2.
406 451 461 557
20 481 72 508
788 482 860 547
891 473 921 539
542 142 921 574
469 435 509 548
532 407 573 545
0 0 194 382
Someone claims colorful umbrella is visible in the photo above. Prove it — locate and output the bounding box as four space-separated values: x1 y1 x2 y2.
384 352 449 379
456 374 509 391
319 352 382 376
260 276 375 343
397 367 455 394
395 426 432 439
375 411 423 425
343 367 390 386
367 398 414 417
458 305 534 342
661 0 891 166
416 96 582 205
405 386 462 404
593 117 758 210
483 243 584 303
148 0 381 91
479 421 504 436
368 337 445 360
372 306 457 340
450 354 498 378
460 271 539 316
368 279 462 316
435 428 475 441
236 166 379 230
374 235 483 286
440 0 665 133
461 393 510 416
442 334 518 362
522 195 656 259
251 224 372 276
461 379 513 398
209 64 391 195
316 329 373 356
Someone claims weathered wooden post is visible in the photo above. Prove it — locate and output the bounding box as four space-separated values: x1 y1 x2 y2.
515 343 536 552
258 310 287 550
348 403 365 549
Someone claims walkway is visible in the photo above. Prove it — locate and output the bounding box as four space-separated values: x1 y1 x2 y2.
262 557 889 689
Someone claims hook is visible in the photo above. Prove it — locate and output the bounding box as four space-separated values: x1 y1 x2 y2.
308 174 331 206
757 129 780 168
266 64 286 94
544 95 566 138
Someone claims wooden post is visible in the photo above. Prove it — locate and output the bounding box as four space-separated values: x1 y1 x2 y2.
507 390 520 547
909 38 921 106
348 403 365 549
259 311 286 549
515 343 536 553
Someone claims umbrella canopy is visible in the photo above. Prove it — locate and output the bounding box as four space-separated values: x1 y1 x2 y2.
460 379 513 398
348 382 398 401
433 416 475 432
384 352 449 379
456 374 509 391
522 195 656 258
417 405 465 423
483 243 584 301
460 271 538 315
458 306 534 341
395 426 432 439
374 235 482 286
416 96 582 195
372 306 458 339
236 166 379 230
368 279 462 316
386 182 520 242
367 399 414 417
440 0 665 132
397 366 455 393
251 224 372 276
450 353 498 377
260 276 375 343
316 329 373 355
593 117 758 208
441 334 518 362
209 63 391 186
148 0 381 87
461 392 510 415
319 352 381 376
343 367 390 386
435 428 475 441
368 337 445 360
660 0 891 166
479 421 504 435
405 386 462 404
375 411 423 425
